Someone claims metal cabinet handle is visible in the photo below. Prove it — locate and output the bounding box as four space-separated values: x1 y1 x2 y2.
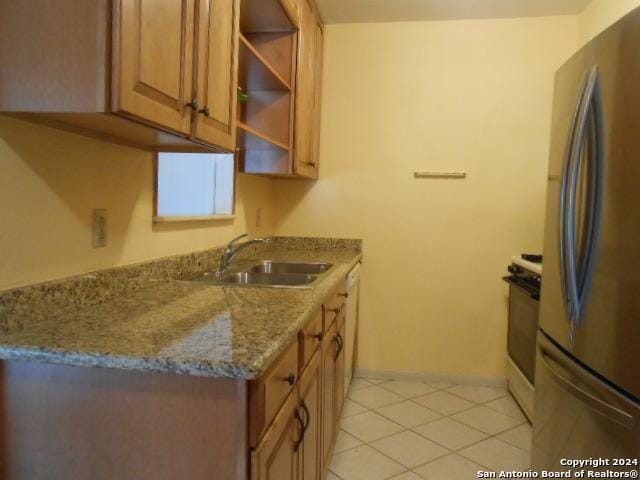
327 307 340 315
294 405 307 452
304 161 316 167
285 373 296 386
185 99 199 110
338 292 349 298
198 105 211 117
301 400 310 429
539 347 634 429
313 332 323 341
333 333 344 360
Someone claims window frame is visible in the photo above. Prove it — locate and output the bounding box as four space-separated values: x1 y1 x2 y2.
152 152 237 223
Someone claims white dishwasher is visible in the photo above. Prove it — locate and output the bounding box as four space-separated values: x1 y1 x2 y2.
344 262 361 397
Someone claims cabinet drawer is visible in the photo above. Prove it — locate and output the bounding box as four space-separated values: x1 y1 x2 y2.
249 340 299 447
323 279 348 328
299 310 323 374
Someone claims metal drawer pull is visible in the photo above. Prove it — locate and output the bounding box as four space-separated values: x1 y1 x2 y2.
540 348 635 429
293 407 305 452
313 332 323 341
285 373 296 386
185 99 199 110
327 307 340 314
334 333 344 360
294 401 310 452
338 292 349 298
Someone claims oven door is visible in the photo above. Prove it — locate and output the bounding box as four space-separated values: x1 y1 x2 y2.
504 277 540 385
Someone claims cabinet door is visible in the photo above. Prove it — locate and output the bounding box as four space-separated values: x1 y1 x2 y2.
293 0 320 178
192 0 239 151
321 320 337 470
335 310 346 420
113 0 195 134
298 350 322 480
309 19 324 175
251 390 301 480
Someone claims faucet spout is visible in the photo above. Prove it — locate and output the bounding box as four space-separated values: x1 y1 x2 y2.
218 235 272 273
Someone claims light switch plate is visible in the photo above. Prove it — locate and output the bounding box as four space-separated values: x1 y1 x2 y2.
93 209 107 248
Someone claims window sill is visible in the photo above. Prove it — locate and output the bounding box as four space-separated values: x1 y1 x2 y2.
153 215 236 223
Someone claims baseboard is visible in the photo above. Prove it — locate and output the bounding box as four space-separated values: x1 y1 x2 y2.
354 367 507 387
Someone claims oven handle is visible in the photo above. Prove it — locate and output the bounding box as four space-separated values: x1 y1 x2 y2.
502 276 540 301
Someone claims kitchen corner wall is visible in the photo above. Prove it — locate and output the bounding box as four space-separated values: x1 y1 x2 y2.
273 16 579 380
579 0 640 45
0 116 275 290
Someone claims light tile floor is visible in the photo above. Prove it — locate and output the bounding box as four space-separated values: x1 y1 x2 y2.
329 377 532 480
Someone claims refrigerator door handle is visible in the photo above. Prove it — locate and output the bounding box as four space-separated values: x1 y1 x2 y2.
539 347 635 429
562 66 602 328
560 75 589 327
576 68 604 316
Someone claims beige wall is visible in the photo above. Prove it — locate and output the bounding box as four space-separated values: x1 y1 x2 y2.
0 117 275 290
273 17 578 379
579 0 640 44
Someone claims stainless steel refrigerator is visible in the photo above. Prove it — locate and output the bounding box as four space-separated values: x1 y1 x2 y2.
533 6 640 472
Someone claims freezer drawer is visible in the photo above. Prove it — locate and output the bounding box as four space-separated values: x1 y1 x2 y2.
532 333 640 473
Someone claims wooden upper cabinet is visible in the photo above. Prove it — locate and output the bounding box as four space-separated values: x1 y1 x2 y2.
113 0 195 135
310 19 324 174
293 0 320 178
0 0 239 152
237 0 324 179
192 0 239 151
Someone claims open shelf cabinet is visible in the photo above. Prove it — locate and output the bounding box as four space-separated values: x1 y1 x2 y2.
236 0 323 179
236 0 299 176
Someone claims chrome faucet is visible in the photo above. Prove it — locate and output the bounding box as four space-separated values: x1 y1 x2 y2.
218 234 272 273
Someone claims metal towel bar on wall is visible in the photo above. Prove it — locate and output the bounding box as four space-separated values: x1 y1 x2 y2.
413 172 467 179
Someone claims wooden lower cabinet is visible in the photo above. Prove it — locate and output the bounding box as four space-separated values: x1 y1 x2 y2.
298 350 323 480
334 310 347 420
252 349 323 480
321 320 338 471
251 390 301 480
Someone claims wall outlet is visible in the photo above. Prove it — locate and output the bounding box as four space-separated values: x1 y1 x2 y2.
93 209 107 248
255 207 262 228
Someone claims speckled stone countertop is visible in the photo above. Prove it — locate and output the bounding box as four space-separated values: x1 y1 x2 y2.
0 237 362 380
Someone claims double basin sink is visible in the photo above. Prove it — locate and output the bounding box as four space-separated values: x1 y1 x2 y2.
187 261 334 288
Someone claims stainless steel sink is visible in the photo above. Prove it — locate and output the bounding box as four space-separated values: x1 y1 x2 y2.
184 260 332 288
247 261 333 275
186 271 318 288
217 272 317 287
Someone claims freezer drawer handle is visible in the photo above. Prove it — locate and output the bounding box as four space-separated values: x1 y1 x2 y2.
540 348 635 430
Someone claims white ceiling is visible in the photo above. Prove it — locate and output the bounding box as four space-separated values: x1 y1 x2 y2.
316 0 592 23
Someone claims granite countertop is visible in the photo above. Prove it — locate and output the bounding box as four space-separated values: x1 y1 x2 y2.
0 238 362 380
